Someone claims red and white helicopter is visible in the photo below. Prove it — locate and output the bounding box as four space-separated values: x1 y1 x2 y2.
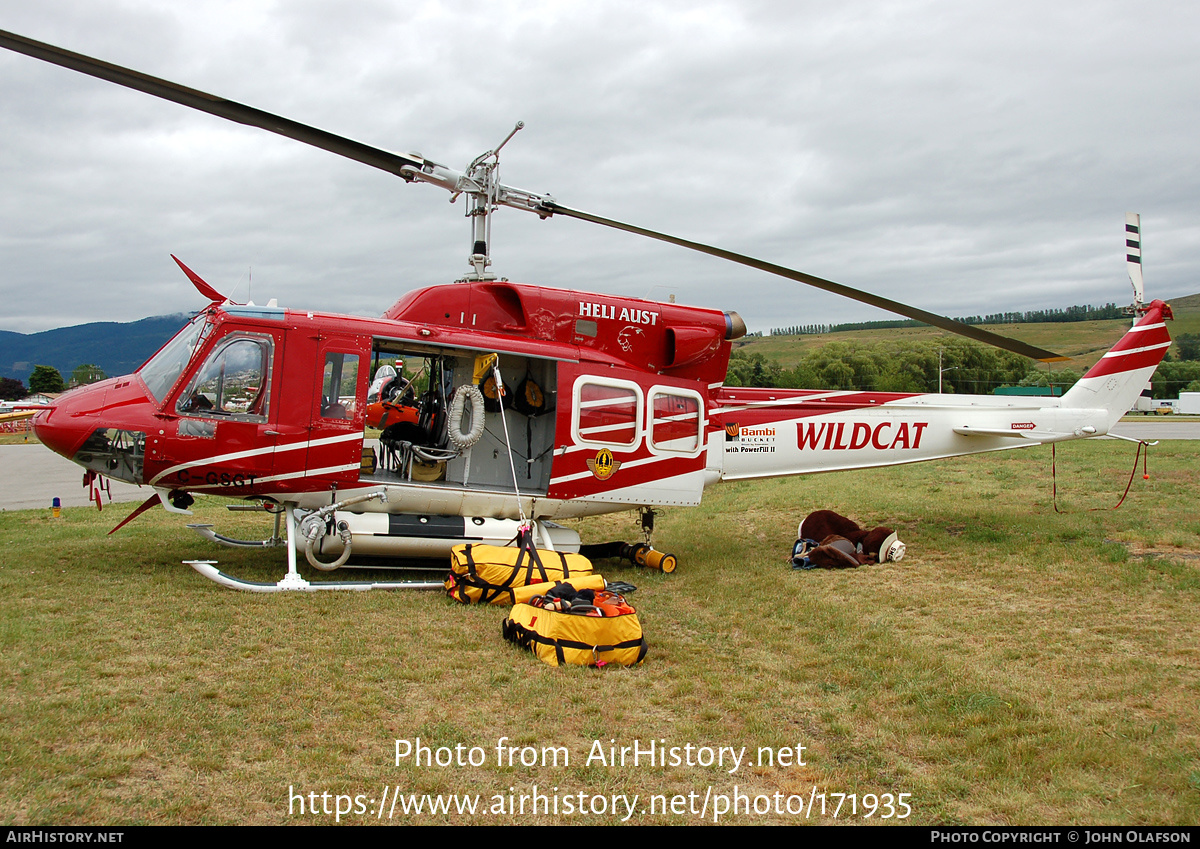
1 31 1173 591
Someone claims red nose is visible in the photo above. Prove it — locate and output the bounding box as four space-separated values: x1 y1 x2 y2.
32 397 90 460
32 378 152 486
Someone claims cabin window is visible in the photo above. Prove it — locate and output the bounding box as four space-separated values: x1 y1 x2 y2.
177 335 272 421
648 387 704 454
572 377 642 449
320 352 362 420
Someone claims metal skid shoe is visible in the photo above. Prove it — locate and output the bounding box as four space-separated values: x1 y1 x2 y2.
184 498 443 592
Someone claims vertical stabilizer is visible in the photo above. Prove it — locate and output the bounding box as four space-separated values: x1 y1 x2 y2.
1062 299 1172 431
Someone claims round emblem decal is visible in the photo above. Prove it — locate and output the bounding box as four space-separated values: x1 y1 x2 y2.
586 448 621 480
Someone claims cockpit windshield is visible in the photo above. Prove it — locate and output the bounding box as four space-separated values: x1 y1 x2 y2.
138 313 211 404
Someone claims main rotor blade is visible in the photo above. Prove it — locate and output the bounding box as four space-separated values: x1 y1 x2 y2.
0 29 425 179
544 202 1069 362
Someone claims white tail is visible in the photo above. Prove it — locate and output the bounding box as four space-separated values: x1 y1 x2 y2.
1062 299 1172 432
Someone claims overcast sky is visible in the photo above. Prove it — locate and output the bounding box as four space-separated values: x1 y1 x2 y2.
1 0 1197 337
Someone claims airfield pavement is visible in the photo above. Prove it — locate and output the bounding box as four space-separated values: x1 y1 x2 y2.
0 420 1195 513
0 442 145 511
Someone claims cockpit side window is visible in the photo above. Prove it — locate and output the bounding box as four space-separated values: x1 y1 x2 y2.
177 335 273 421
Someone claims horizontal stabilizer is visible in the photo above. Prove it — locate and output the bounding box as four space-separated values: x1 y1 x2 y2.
953 425 1095 442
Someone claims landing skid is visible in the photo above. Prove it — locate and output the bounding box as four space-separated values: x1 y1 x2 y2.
187 523 285 549
184 560 443 592
184 504 444 592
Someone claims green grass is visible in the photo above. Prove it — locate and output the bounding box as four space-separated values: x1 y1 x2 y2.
1 440 1199 825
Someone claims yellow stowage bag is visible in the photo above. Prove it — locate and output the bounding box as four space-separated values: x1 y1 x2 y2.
502 603 647 667
445 543 595 605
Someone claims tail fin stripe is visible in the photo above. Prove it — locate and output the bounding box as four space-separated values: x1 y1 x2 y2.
1084 345 1170 378
1105 324 1170 355
1099 341 1172 360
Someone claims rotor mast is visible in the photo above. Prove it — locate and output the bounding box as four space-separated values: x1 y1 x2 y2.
388 120 555 282
463 121 524 281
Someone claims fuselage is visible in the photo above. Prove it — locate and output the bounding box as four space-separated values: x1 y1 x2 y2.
32 283 1171 522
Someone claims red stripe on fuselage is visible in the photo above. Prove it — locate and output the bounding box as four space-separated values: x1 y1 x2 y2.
548 453 699 499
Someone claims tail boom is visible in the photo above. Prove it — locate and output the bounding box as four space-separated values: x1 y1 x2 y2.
711 301 1172 482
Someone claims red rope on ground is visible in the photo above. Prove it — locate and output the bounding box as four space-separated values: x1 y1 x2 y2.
1111 441 1149 510
1051 440 1150 512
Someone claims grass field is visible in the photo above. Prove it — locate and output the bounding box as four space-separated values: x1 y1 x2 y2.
1 438 1197 825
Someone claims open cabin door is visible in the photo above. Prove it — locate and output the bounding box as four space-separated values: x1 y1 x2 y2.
357 339 558 498
548 362 708 507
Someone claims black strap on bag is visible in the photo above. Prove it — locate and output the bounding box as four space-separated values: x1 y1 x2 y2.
458 544 522 604
452 528 579 604
513 523 579 583
513 524 549 586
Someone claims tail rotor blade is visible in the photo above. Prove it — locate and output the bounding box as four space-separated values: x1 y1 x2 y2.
1126 212 1144 307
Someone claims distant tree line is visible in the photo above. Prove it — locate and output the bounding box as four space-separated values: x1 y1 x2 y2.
1148 334 1200 398
769 303 1125 337
9 364 107 397
725 338 1079 394
730 326 1200 399
770 320 922 336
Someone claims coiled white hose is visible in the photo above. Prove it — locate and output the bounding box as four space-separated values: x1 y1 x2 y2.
447 384 486 450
